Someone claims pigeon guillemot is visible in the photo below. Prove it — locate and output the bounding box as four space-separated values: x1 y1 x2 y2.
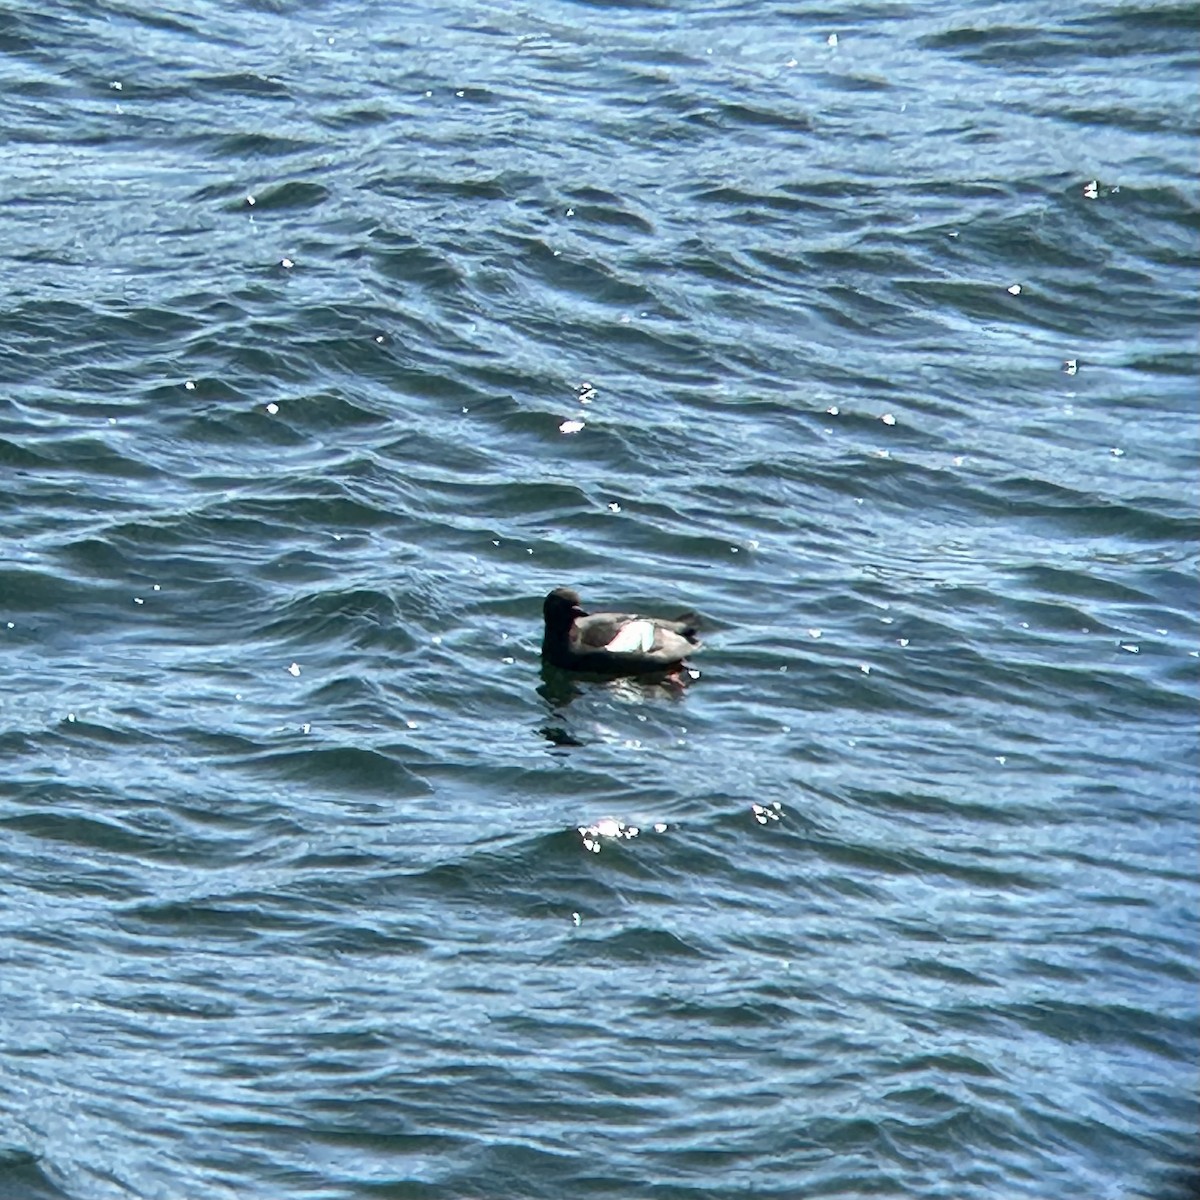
541 587 702 676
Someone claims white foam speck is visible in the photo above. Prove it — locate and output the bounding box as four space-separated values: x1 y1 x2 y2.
578 817 641 853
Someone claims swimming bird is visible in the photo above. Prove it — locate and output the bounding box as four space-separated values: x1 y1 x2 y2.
542 587 702 676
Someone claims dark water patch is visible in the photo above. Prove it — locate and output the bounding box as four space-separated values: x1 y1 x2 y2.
0 1153 69 1200
367 231 467 292
563 924 711 963
959 476 1200 544
210 130 319 158
101 988 240 1021
316 103 394 131
256 587 408 645
922 8 1200 68
231 745 432 799
0 564 115 614
506 237 658 309
565 203 657 241
238 180 330 211
123 896 318 936
713 99 813 133
194 71 290 99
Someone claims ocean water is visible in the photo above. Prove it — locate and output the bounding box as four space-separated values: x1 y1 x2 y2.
1 1 1197 1197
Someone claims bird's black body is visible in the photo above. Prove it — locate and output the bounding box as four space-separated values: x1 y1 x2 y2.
541 587 702 676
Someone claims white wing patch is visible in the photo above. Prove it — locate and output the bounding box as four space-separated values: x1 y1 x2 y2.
604 619 656 654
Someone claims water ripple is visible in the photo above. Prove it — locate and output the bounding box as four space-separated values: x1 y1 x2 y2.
0 1 1196 1198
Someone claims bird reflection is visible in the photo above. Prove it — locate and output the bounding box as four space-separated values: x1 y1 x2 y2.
536 663 693 751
